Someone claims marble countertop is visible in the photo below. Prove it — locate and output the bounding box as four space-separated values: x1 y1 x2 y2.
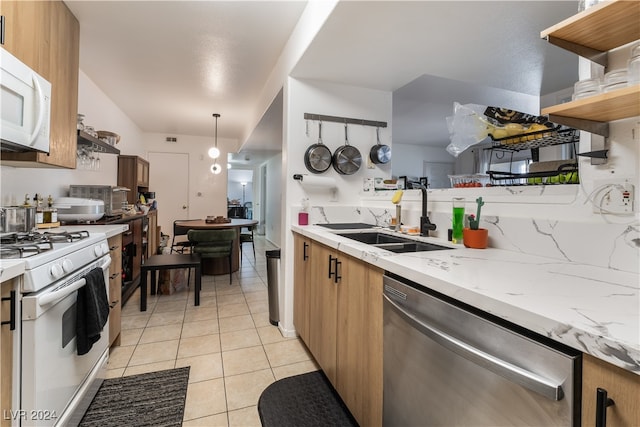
57 224 129 238
292 224 640 375
0 260 25 283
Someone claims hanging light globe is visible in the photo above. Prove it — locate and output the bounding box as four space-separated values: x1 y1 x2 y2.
208 147 220 159
211 163 222 174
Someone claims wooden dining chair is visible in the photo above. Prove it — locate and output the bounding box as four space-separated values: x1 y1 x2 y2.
187 229 236 284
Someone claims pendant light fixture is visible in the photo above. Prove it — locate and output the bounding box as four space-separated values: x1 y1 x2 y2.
210 163 222 174
208 113 221 159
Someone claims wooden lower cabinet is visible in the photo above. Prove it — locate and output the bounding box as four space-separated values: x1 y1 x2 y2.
308 243 339 383
107 234 123 347
0 278 18 427
336 253 383 427
293 234 311 344
301 239 383 427
582 354 640 427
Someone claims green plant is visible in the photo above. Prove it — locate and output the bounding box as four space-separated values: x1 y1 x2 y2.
468 196 484 230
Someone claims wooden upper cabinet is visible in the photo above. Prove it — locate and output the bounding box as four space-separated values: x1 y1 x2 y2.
118 156 150 204
0 1 79 168
0 1 50 73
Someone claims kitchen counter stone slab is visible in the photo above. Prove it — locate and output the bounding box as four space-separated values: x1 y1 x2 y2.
57 224 129 238
292 225 640 375
0 260 25 282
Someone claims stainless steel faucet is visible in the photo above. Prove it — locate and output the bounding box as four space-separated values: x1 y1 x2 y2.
412 181 437 237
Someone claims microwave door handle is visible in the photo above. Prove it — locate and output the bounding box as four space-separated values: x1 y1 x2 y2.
28 74 45 146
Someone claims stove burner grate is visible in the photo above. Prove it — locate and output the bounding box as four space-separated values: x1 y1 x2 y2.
43 230 90 243
0 241 54 259
0 230 91 259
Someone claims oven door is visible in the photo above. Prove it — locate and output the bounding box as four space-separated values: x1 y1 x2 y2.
21 256 111 427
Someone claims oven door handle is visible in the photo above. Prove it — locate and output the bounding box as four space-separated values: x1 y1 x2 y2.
37 258 111 307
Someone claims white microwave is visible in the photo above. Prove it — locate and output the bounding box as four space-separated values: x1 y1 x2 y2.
0 47 51 153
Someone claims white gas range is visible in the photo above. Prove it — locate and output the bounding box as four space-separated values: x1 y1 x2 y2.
1 230 112 427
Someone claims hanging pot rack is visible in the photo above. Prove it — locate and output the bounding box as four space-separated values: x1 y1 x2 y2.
304 113 387 128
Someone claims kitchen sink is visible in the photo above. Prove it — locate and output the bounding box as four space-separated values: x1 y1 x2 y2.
337 232 452 253
316 223 376 230
336 232 408 244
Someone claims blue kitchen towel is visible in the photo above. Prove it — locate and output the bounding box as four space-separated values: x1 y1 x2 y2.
76 267 109 355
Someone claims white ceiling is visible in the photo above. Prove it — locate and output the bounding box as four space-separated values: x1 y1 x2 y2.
65 0 306 141
66 1 579 164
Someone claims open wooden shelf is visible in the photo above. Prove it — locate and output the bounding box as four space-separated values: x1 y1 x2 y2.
77 130 121 154
541 0 640 52
542 84 640 122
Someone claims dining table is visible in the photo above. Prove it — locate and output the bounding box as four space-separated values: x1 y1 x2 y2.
175 218 258 275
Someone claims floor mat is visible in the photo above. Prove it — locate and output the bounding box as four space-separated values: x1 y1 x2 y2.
258 370 358 427
79 367 190 427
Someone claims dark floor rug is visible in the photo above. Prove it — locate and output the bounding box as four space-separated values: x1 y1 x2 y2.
258 370 359 427
79 367 190 427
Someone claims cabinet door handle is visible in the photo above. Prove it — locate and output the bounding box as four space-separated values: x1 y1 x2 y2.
596 387 615 427
334 259 342 284
1 16 5 45
1 290 16 331
328 255 335 279
303 242 309 261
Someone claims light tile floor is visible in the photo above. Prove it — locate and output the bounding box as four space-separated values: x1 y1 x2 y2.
106 236 319 426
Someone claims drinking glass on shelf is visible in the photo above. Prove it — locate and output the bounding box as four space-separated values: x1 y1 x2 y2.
77 148 88 169
89 150 96 170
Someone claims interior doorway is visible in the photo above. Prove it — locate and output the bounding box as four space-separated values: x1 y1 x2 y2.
227 169 254 220
148 152 190 240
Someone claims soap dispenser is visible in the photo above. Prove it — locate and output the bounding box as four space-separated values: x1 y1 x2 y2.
298 197 309 225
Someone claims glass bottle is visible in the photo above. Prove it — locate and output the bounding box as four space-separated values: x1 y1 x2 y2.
34 194 44 225
44 195 57 223
49 195 57 223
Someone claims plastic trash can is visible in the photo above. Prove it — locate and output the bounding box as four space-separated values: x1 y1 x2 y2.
265 249 281 325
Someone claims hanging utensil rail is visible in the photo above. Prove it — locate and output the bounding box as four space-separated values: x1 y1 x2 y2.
304 113 387 128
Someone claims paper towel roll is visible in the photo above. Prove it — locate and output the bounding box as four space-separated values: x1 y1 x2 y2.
296 175 337 189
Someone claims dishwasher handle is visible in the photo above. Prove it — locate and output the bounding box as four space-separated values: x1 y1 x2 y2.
383 293 565 401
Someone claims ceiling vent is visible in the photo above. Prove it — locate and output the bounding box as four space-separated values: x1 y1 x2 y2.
165 137 177 143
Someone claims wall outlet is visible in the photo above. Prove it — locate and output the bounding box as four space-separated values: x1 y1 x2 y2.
592 178 635 214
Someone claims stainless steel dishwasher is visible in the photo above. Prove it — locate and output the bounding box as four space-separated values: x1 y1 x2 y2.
383 273 581 427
